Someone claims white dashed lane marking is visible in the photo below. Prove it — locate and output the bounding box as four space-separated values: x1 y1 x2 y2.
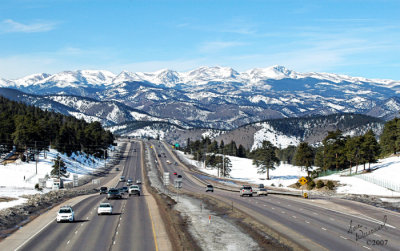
321 227 327 231
363 246 371 250
306 221 310 224
340 236 348 240
292 216 297 218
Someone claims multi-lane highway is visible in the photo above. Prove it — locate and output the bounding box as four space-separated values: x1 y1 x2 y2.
1 141 157 251
148 140 400 251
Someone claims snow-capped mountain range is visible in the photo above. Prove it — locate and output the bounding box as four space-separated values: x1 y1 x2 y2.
1 65 400 130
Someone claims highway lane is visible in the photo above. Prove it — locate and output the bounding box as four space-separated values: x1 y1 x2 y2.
16 141 156 251
149 140 400 251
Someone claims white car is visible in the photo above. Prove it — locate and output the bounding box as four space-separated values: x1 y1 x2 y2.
56 206 75 223
257 188 268 196
129 185 141 196
136 179 142 184
97 203 113 215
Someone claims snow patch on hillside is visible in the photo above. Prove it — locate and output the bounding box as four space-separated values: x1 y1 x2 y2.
252 123 300 150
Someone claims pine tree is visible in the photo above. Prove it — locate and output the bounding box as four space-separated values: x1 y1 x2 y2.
252 141 280 180
51 155 69 178
362 130 381 170
379 118 399 155
293 142 314 176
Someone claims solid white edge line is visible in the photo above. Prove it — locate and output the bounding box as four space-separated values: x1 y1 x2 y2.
15 218 55 251
295 200 396 229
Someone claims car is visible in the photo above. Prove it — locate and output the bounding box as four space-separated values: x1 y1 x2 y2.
97 202 113 215
127 179 133 186
240 185 253 197
136 179 142 184
129 185 141 196
173 172 177 175
166 160 171 164
257 188 268 196
107 188 122 200
120 186 129 194
56 206 74 223
206 184 214 192
99 187 108 194
119 176 126 182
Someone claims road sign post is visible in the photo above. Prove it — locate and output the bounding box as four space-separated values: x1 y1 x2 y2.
298 176 308 198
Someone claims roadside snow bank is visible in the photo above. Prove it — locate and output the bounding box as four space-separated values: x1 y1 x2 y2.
177 151 400 197
0 148 111 209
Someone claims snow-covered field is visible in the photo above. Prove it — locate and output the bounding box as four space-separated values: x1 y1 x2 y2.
177 151 400 197
0 148 111 210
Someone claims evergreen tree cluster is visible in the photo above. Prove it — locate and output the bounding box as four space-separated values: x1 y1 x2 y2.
185 137 248 160
295 129 381 174
0 96 114 157
379 117 400 156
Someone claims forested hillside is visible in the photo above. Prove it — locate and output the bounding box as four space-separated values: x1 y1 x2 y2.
0 96 114 157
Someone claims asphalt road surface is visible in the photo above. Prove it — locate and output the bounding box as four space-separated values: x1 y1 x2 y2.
12 141 156 251
149 140 400 251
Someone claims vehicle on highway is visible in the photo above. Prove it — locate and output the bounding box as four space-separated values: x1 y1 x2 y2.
177 174 182 180
206 184 214 192
166 160 171 164
97 202 113 215
99 187 108 194
173 172 177 175
120 186 129 194
136 179 142 184
127 179 133 186
56 206 75 223
257 188 268 196
107 188 122 200
240 185 253 197
129 185 141 196
119 176 126 182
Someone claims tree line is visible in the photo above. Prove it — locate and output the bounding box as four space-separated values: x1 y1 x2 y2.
184 117 400 179
0 96 114 157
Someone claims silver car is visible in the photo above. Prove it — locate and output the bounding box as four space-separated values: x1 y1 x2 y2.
240 185 253 197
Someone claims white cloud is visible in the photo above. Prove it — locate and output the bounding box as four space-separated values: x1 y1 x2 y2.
0 19 56 33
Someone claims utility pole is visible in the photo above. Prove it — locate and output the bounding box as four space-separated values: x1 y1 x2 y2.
35 141 38 174
222 152 225 178
58 156 60 179
104 148 107 170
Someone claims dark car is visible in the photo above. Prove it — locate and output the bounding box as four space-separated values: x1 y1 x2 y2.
206 184 214 192
100 187 108 194
120 186 129 194
107 188 122 200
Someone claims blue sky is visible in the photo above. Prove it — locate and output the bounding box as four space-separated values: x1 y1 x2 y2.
0 0 399 80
